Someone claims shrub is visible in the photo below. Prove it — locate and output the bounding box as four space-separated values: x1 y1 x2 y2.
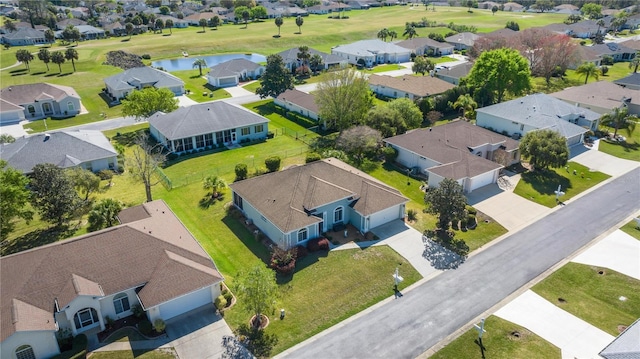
141 54 151 59
267 131 275 139
132 304 144 318
382 146 398 162
154 319 166 333
223 290 233 305
138 319 153 336
600 65 608 76
265 156 281 173
235 163 248 181
167 153 178 161
97 169 114 181
407 209 417 222
270 247 297 275
295 245 308 259
215 295 228 311
305 152 322 163
465 205 477 215
307 237 330 251
467 214 477 229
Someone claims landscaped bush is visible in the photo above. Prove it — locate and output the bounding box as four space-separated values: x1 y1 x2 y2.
167 153 178 161
138 319 153 336
467 214 477 229
407 209 417 222
223 290 233 305
267 131 275 139
270 246 297 275
382 146 398 162
154 319 166 333
465 205 477 215
97 169 114 181
265 156 281 173
235 163 248 181
305 152 322 163
295 245 308 259
132 304 144 318
307 237 330 252
215 295 228 311
141 54 151 59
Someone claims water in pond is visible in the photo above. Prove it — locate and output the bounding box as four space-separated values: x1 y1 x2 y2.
152 53 266 72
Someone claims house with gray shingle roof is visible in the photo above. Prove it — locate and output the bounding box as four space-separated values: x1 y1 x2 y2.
0 83 81 123
614 73 640 91
385 120 520 193
0 200 224 359
435 62 473 85
274 89 320 121
368 74 455 100
103 66 184 102
550 81 640 115
206 58 264 88
277 47 347 72
591 43 637 62
0 130 118 174
0 27 46 46
599 317 640 359
445 32 480 50
395 37 454 56
476 93 600 146
149 101 269 153
331 39 411 67
230 158 408 249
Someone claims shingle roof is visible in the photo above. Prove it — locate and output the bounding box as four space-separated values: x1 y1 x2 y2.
614 73 640 89
332 39 411 57
0 130 117 174
620 38 640 51
230 158 408 233
0 83 79 107
599 317 640 359
445 32 480 47
0 200 223 342
277 47 345 66
476 93 597 139
1 27 45 40
591 43 636 56
0 98 24 112
395 37 454 51
275 89 319 114
550 81 640 110
103 66 184 92
207 58 262 78
435 62 473 80
148 101 269 140
368 74 455 97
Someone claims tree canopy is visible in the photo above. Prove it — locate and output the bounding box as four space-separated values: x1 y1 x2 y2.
519 129 569 170
67 167 101 201
88 198 123 232
412 56 434 76
236 265 278 327
256 54 293 99
0 161 33 241
315 68 373 131
121 87 178 121
127 133 167 202
424 178 467 230
30 164 82 227
335 125 382 164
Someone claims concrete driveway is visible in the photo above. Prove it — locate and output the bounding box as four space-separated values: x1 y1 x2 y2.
570 144 640 177
572 229 640 280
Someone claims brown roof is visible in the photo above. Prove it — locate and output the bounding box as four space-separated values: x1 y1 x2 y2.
384 120 516 180
230 158 408 233
620 39 640 51
275 89 319 114
0 83 80 107
550 81 640 110
0 200 223 342
368 74 455 97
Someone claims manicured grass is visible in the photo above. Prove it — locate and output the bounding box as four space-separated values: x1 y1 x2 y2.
241 80 261 93
620 220 640 241
532 262 640 336
429 56 456 64
514 162 610 207
90 349 177 359
245 99 318 131
223 245 421 354
597 125 640 162
533 62 634 94
170 69 231 103
431 316 560 359
360 63 405 73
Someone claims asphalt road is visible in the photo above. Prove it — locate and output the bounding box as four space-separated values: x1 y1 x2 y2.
279 167 640 359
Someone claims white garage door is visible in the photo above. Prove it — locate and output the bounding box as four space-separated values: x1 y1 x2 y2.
219 77 237 87
158 286 212 320
567 134 582 146
470 170 497 192
369 206 402 229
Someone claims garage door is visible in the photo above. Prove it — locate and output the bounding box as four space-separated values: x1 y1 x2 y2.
158 286 212 320
369 206 402 229
566 134 582 146
470 170 497 192
219 77 237 87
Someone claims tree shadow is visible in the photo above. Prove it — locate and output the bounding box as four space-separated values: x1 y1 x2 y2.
422 237 465 270
1 226 76 256
44 72 59 77
229 324 278 358
31 71 46 76
9 68 26 74
198 194 226 209
520 170 572 195
602 139 640 153
163 34 171 37
58 72 73 77
272 35 280 38
112 129 148 147
121 39 130 42
220 335 253 359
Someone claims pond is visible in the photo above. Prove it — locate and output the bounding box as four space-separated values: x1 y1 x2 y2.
152 53 267 72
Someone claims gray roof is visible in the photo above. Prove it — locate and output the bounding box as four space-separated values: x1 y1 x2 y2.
550 81 640 111
476 93 597 139
435 62 473 80
615 73 640 88
104 66 184 92
277 47 345 66
207 58 262 78
0 130 117 174
395 37 454 51
148 101 269 140
1 27 45 40
445 32 479 47
0 83 79 108
599 318 640 359
332 39 411 57
591 43 636 56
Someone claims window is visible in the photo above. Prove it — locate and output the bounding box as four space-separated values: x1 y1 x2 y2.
520 124 524 131
241 127 250 136
27 105 35 115
68 101 75 112
334 206 343 223
297 228 308 242
204 133 214 147
113 293 130 314
254 124 264 133
195 135 205 148
233 193 243 209
15 345 35 359
182 137 193 151
73 308 98 329
173 139 184 152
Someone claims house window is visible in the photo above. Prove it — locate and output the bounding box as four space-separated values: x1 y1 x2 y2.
241 127 250 136
113 293 130 314
334 206 343 223
182 137 193 151
233 193 243 209
73 308 99 329
173 139 184 152
297 228 308 242
15 345 35 359
520 124 524 131
67 101 75 112
204 133 214 147
27 105 35 115
195 135 205 148
512 151 517 160
254 124 264 133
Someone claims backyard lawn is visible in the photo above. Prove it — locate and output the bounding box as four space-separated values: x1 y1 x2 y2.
620 219 640 240
532 262 640 336
514 162 610 208
430 316 560 359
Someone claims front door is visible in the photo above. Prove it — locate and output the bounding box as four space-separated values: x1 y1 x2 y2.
42 103 53 115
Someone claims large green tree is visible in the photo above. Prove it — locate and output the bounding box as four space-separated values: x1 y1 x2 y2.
464 48 531 105
121 87 178 121
236 265 278 327
64 48 78 72
424 178 467 230
600 106 638 138
295 15 303 34
87 198 123 232
67 167 101 201
256 54 293 99
274 16 283 37
37 48 51 71
127 133 167 202
315 68 373 131
335 125 382 164
450 94 477 120
412 56 434 76
51 51 65 73
387 98 423 131
581 3 602 19
0 161 33 241
30 164 82 227
15 49 34 71
366 106 404 138
519 129 569 171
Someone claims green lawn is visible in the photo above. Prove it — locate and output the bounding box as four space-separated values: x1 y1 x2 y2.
90 349 177 359
532 262 640 336
597 125 640 162
532 62 635 94
360 63 406 73
170 69 231 103
429 56 456 64
620 220 640 241
431 316 560 359
514 162 610 207
241 80 261 93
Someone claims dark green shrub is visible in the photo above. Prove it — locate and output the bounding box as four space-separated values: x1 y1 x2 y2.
265 156 281 173
97 169 114 181
305 152 322 163
215 295 228 311
382 146 398 162
141 54 151 59
132 304 144 318
223 291 233 305
465 205 477 215
267 131 275 139
167 153 178 161
138 319 153 336
407 209 417 222
154 319 166 333
235 163 248 181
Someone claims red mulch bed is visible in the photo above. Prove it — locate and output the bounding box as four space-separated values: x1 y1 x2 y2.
97 315 166 342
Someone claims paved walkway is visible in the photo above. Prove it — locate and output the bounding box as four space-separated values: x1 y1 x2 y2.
572 229 640 280
225 85 254 98
495 290 614 359
177 94 198 107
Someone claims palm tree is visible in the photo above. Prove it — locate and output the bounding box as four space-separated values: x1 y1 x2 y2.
310 54 323 73
450 94 477 120
51 51 65 73
192 58 207 76
388 30 398 41
38 48 51 71
629 55 639 73
377 28 389 42
600 106 638 138
64 48 78 72
596 19 605 35
154 18 164 33
403 25 417 39
295 15 303 34
203 175 227 198
575 62 599 84
242 10 250 28
15 49 33 71
275 16 283 37
165 19 173 34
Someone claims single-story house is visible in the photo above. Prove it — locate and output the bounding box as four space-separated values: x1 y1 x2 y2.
434 62 473 85
0 200 224 359
599 317 640 359
0 130 118 174
158 15 189 28
0 99 24 124
331 39 412 67
476 93 601 146
619 38 640 52
568 20 603 39
478 1 501 10
445 32 480 51
230 158 408 249
149 101 269 153
103 66 185 102
553 3 579 14
55 25 106 40
0 83 81 122
206 58 264 88
277 47 347 72
274 89 320 121
103 21 127 36
614 73 640 91
184 12 219 26
368 74 455 100
590 43 637 62
385 120 520 193
539 23 573 36
55 18 87 30
395 37 454 56
0 27 46 46
550 81 640 116
502 2 524 12
571 46 602 68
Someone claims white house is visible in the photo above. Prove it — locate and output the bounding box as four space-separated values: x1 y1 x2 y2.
0 200 224 359
230 158 408 249
331 39 412 67
277 47 347 72
0 83 82 123
274 89 320 121
103 66 185 102
206 58 264 88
